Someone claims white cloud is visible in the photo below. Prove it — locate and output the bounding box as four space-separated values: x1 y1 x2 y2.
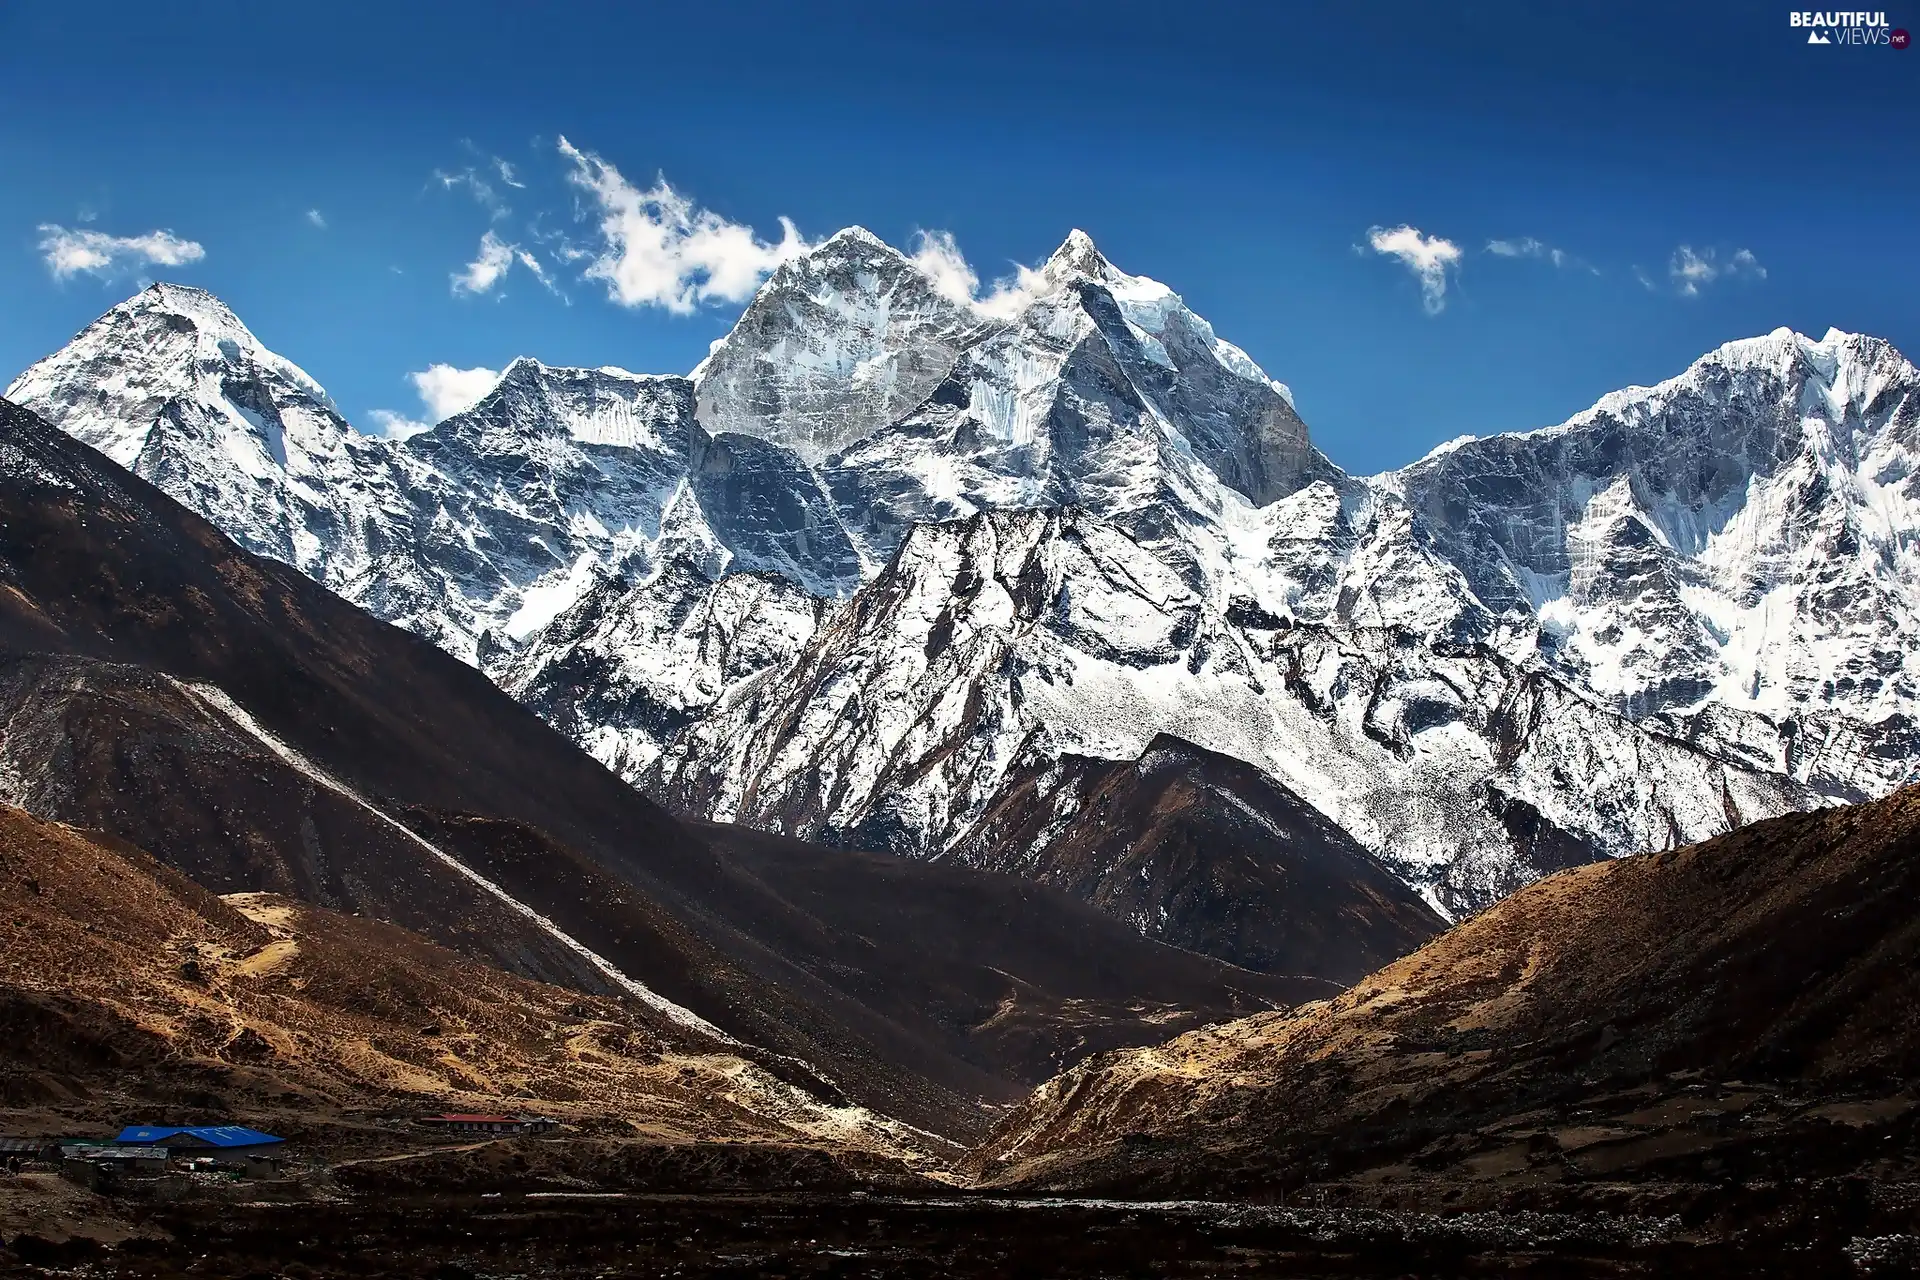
1670 245 1716 296
434 145 529 214
365 409 432 440
409 363 502 420
910 230 980 307
908 229 1043 319
38 225 206 280
447 231 563 300
306 209 327 229
365 363 503 440
1367 224 1462 314
1667 245 1766 297
452 230 516 296
976 273 1044 320
557 135 810 314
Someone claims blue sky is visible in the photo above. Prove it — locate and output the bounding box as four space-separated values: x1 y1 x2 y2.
1 0 1914 470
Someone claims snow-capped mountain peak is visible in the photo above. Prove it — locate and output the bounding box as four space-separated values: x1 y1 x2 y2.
4 281 346 470
1040 227 1111 280
435 355 690 450
693 225 1000 463
816 224 892 252
1390 323 1920 798
1556 326 1914 440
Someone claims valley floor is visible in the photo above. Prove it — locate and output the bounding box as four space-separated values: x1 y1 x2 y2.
4 1179 1916 1277
3 1159 1920 1274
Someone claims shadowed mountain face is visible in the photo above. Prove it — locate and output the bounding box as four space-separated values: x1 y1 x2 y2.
0 397 1321 1140
698 822 1319 1085
0 802 937 1172
950 734 1445 980
977 785 1920 1195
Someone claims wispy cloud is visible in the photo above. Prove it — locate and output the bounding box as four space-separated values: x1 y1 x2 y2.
907 229 1040 319
1486 236 1563 268
514 247 564 299
452 230 516 296
433 166 510 219
1670 246 1715 295
1485 236 1599 276
432 140 531 217
1667 244 1766 297
367 363 503 439
1366 224 1462 314
1487 236 1548 261
557 135 810 313
38 225 205 281
306 209 327 230
448 229 564 301
909 230 978 306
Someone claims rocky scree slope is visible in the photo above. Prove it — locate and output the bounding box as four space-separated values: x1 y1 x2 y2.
975 784 1920 1197
0 802 937 1172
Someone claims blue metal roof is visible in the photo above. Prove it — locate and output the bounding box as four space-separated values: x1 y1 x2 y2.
115 1126 283 1148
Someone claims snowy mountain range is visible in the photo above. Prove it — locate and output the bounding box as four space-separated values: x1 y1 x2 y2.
8 228 1916 919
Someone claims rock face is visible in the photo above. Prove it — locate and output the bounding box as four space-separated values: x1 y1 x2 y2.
9 233 1918 930
646 507 1821 918
498 560 827 780
947 734 1446 981
693 226 1003 464
805 229 1343 578
1389 328 1920 801
974 784 1920 1197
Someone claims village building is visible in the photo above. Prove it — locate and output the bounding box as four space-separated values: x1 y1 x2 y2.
114 1126 286 1176
417 1114 560 1136
0 1137 63 1171
58 1144 171 1189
